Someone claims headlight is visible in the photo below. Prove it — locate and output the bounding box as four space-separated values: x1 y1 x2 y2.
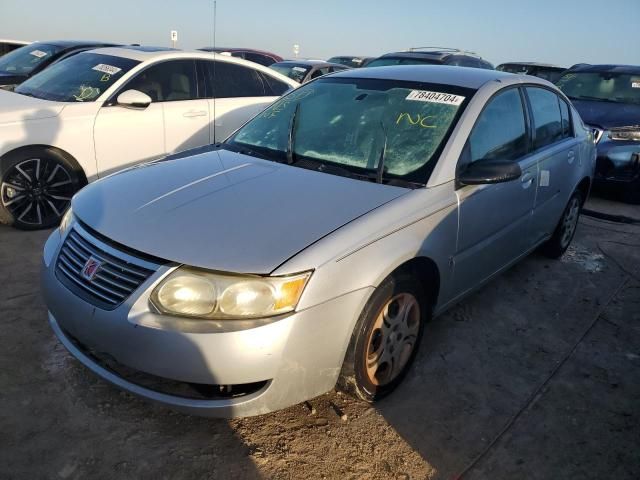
59 207 74 233
150 267 312 319
609 127 640 142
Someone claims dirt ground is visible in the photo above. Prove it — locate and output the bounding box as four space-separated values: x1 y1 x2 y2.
1 195 639 480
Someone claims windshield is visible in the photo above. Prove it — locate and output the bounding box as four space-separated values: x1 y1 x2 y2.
328 57 368 68
229 77 472 186
0 43 63 75
269 63 311 83
15 52 139 102
366 57 439 68
557 71 640 105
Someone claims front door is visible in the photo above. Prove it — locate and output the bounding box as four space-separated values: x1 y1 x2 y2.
453 87 537 297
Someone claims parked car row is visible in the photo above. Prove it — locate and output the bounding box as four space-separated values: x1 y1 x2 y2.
0 36 632 419
0 45 298 228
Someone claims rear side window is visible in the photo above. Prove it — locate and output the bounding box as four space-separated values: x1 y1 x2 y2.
559 97 572 138
468 88 528 163
205 61 267 98
259 71 290 96
526 87 564 149
126 60 198 102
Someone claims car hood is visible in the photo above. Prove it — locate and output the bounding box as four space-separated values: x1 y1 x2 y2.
73 148 408 274
0 88 65 123
571 99 640 129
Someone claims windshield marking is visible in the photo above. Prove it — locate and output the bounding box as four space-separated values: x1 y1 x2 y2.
396 112 436 128
405 90 465 105
29 50 48 58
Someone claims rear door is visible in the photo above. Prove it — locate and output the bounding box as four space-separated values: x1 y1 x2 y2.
524 86 579 243
453 87 537 296
203 60 280 141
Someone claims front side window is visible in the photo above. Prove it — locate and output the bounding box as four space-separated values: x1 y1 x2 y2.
557 71 640 105
15 53 139 102
126 60 197 102
526 87 564 149
229 78 472 185
468 88 528 163
0 43 63 75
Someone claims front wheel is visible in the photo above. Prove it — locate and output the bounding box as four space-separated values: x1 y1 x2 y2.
0 151 82 230
541 191 582 259
338 271 428 402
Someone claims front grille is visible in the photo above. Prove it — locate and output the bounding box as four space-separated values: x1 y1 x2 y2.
55 228 157 310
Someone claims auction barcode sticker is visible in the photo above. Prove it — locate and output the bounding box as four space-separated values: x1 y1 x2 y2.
30 50 48 58
406 90 465 106
92 64 122 75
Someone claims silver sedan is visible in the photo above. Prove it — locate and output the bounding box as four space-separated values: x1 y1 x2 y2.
41 66 595 417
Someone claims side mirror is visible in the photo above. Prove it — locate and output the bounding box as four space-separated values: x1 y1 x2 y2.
458 160 522 185
116 89 152 109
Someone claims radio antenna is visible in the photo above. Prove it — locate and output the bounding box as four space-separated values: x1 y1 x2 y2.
212 0 217 141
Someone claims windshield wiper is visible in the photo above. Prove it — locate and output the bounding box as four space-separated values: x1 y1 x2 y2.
376 121 388 184
286 102 300 165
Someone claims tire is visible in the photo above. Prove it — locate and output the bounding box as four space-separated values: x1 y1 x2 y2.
338 271 429 402
0 149 83 230
541 190 583 259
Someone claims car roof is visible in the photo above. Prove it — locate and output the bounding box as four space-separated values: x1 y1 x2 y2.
200 47 279 56
565 64 640 75
377 50 482 62
498 62 564 69
328 65 521 89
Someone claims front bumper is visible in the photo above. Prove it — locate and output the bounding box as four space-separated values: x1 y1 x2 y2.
42 227 372 417
594 140 640 186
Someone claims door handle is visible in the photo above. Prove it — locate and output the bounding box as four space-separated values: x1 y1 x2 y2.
567 150 575 164
521 172 534 189
183 110 207 118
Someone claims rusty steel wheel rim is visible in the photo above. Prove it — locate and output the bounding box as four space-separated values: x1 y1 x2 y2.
364 293 420 386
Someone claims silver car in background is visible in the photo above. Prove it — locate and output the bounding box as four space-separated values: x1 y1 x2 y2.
41 66 595 417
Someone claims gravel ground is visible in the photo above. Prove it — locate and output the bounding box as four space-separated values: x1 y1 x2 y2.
1 196 638 480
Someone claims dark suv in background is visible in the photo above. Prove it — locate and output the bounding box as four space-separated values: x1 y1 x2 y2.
366 47 493 70
0 40 118 88
557 64 640 203
497 62 566 83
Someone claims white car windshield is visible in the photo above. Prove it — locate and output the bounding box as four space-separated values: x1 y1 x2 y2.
230 77 473 185
15 52 139 102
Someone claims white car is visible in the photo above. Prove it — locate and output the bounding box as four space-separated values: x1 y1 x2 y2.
0 46 298 229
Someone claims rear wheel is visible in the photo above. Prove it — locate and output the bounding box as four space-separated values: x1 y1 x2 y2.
0 150 82 230
541 191 582 258
338 271 428 402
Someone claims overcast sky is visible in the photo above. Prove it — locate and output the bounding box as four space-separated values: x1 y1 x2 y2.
2 0 639 67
